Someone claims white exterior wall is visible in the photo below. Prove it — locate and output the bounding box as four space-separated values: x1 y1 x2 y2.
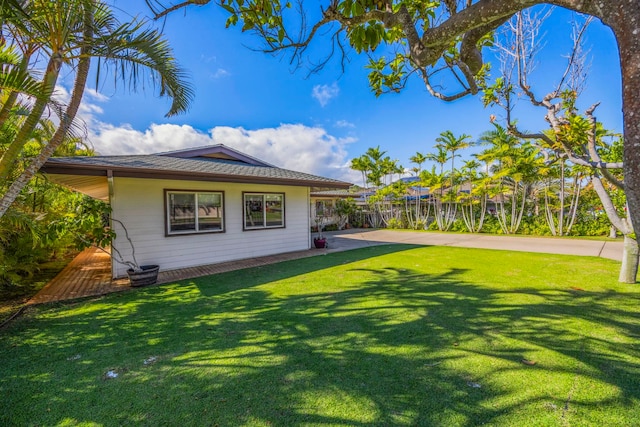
109 177 311 278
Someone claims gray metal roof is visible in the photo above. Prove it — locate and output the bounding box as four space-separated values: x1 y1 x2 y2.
311 189 359 197
41 154 351 189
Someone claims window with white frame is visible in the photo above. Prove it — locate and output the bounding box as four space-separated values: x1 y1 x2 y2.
243 192 284 230
166 190 224 235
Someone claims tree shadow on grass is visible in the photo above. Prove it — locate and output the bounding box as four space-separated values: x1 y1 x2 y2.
192 245 422 297
1 245 639 426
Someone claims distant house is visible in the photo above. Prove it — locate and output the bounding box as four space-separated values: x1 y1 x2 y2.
396 176 431 201
40 145 351 278
310 189 353 219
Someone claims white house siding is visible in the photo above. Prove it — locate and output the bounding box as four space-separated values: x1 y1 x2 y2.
109 177 311 278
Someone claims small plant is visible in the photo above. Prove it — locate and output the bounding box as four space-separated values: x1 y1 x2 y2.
334 198 358 230
314 205 334 240
313 205 334 248
71 204 151 277
76 216 159 286
76 217 143 272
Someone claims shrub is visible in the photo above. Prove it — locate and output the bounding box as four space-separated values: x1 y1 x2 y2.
324 224 339 232
570 212 612 236
386 217 404 229
519 215 552 236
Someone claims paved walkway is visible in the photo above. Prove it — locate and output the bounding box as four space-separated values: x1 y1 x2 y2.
29 230 624 305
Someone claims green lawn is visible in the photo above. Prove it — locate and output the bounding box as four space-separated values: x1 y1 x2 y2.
1 245 639 426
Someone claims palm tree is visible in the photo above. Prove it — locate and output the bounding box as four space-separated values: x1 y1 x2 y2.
439 131 472 230
477 123 520 167
363 146 387 187
435 130 472 189
419 165 444 229
429 131 472 232
409 151 427 226
0 0 193 218
426 145 448 176
458 159 489 233
379 156 401 187
425 145 449 230
350 155 374 190
477 124 524 233
0 41 43 126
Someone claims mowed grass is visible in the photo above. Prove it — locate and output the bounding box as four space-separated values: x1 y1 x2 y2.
1 245 639 426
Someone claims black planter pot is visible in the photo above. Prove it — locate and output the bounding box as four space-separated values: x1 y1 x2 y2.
313 238 327 249
127 265 160 287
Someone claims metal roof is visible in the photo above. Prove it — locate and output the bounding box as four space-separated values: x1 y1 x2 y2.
310 189 359 198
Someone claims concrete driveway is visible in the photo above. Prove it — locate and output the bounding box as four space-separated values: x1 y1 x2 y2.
323 229 624 262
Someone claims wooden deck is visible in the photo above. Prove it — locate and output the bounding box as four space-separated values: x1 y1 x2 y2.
28 248 130 305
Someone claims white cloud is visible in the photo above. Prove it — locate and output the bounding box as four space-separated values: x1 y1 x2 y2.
84 88 110 103
312 82 340 107
89 123 211 155
199 54 218 63
208 124 359 182
335 120 355 128
210 68 230 79
89 122 359 182
90 123 358 182
36 85 100 131
74 88 359 182
79 89 106 117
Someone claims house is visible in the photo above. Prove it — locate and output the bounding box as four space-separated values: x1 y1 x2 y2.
40 145 351 278
310 189 356 226
396 176 432 201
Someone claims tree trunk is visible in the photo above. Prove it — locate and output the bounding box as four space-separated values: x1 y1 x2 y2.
0 6 94 218
619 235 639 283
610 3 640 248
565 174 582 234
590 173 636 282
559 161 565 236
0 53 62 184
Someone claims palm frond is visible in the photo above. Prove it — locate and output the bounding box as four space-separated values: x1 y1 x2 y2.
0 62 43 99
91 18 194 117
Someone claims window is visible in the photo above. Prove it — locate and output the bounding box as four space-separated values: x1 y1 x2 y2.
244 192 284 230
315 200 334 216
166 190 224 235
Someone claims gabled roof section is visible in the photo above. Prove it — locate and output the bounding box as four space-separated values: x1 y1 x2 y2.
157 144 274 167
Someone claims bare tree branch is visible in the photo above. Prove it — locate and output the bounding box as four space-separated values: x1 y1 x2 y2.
555 15 593 95
147 0 209 20
419 68 473 101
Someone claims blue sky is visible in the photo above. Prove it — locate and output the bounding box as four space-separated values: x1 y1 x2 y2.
74 1 623 184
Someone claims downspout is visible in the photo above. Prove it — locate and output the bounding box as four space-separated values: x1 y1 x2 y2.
107 170 115 278
307 187 312 249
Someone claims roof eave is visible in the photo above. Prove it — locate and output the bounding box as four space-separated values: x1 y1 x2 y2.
40 163 351 189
